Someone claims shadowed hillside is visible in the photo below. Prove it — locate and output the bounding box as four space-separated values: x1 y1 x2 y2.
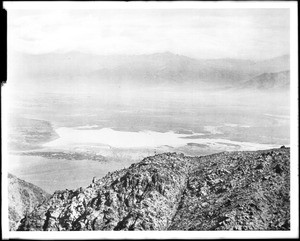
8 173 51 231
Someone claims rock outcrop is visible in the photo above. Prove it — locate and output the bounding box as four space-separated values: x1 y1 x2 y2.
8 173 51 230
17 147 290 231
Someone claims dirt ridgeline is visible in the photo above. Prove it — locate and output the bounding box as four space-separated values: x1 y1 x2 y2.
14 147 289 231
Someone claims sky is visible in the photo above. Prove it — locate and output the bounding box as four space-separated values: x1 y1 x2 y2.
6 5 290 60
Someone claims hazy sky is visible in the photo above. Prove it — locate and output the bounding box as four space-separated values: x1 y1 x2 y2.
7 7 290 60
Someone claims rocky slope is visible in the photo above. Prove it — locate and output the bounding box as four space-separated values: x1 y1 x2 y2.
17 147 290 231
8 173 51 231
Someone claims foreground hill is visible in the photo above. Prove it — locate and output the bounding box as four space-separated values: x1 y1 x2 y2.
8 173 51 231
17 147 290 231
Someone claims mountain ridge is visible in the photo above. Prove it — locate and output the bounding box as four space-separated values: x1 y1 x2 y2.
10 50 289 62
9 51 290 90
16 147 290 231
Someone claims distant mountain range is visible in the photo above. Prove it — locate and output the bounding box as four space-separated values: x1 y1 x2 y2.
9 51 290 91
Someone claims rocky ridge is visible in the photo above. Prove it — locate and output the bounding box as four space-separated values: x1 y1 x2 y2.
17 147 290 231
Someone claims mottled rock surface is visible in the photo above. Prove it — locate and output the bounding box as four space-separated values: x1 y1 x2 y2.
169 148 290 230
17 148 290 231
8 173 51 231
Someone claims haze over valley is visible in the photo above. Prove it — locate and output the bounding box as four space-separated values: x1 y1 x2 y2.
5 7 290 194
5 50 290 193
